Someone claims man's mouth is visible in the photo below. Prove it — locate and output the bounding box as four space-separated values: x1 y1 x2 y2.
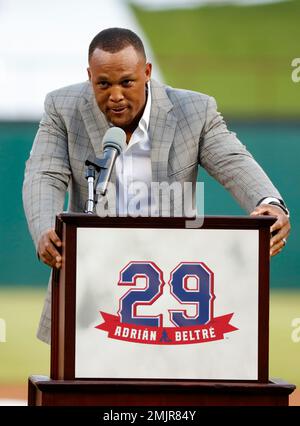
110 106 127 115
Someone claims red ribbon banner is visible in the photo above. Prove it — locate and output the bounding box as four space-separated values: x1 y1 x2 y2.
95 312 238 345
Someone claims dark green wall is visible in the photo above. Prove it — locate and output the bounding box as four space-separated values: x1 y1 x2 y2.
0 122 50 285
0 121 299 288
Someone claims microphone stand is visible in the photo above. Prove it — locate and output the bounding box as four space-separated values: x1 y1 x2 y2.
84 165 96 213
84 153 112 213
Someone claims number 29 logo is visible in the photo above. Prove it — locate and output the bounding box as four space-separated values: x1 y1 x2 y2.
118 261 214 327
96 261 237 345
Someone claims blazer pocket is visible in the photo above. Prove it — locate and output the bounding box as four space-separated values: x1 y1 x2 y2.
168 161 198 178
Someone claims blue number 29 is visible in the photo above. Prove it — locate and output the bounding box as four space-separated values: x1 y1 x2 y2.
118 261 214 327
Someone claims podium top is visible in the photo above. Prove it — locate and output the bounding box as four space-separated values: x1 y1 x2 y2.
57 213 276 230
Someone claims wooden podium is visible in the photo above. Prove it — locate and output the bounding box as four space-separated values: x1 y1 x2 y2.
28 215 295 406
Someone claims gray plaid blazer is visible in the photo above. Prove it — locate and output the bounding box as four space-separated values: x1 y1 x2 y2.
23 79 282 344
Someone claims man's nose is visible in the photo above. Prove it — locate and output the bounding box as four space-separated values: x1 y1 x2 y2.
109 85 124 103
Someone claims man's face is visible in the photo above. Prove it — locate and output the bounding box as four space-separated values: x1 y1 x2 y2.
88 45 152 131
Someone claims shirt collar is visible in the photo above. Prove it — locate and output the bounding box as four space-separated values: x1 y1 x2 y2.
139 82 151 133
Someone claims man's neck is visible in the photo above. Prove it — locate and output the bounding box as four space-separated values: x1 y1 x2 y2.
123 110 144 143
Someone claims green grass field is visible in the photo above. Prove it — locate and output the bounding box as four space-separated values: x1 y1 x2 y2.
0 288 50 383
0 288 299 386
132 0 300 118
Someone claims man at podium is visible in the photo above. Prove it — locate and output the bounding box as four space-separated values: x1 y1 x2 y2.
22 27 290 344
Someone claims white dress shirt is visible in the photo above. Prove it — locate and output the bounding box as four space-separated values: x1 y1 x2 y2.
115 84 155 216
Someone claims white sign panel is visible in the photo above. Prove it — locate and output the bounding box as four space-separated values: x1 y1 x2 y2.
75 227 258 380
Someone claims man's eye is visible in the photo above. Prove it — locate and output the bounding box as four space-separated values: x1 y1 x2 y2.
98 81 109 88
122 80 133 87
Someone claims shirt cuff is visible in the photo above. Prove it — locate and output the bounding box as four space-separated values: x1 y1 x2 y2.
257 197 289 216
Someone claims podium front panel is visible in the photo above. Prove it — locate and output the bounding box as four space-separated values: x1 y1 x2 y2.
75 226 259 380
51 215 272 382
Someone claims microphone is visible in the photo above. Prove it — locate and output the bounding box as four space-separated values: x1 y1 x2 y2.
96 127 127 196
84 127 126 213
85 127 126 200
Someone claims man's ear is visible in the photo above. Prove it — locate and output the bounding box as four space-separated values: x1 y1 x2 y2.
145 62 152 83
87 68 91 81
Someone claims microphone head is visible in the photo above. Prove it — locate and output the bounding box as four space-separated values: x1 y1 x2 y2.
103 127 127 154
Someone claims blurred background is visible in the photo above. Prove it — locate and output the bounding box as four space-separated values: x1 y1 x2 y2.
0 0 299 404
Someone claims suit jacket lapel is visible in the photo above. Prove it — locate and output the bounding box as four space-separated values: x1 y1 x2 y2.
149 80 177 182
79 82 117 185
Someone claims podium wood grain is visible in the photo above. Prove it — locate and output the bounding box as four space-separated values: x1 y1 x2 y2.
28 375 295 406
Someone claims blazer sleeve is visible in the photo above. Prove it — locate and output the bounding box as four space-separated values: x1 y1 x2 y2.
22 93 71 249
198 96 283 213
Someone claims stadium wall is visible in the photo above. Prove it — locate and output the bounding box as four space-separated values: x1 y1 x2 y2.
0 120 299 288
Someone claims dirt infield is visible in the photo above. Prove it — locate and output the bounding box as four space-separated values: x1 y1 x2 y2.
0 384 299 406
290 390 300 406
0 384 27 401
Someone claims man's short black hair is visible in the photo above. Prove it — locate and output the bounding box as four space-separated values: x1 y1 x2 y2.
88 27 146 62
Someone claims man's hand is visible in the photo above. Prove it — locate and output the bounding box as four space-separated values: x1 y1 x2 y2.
250 204 290 256
37 229 62 268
